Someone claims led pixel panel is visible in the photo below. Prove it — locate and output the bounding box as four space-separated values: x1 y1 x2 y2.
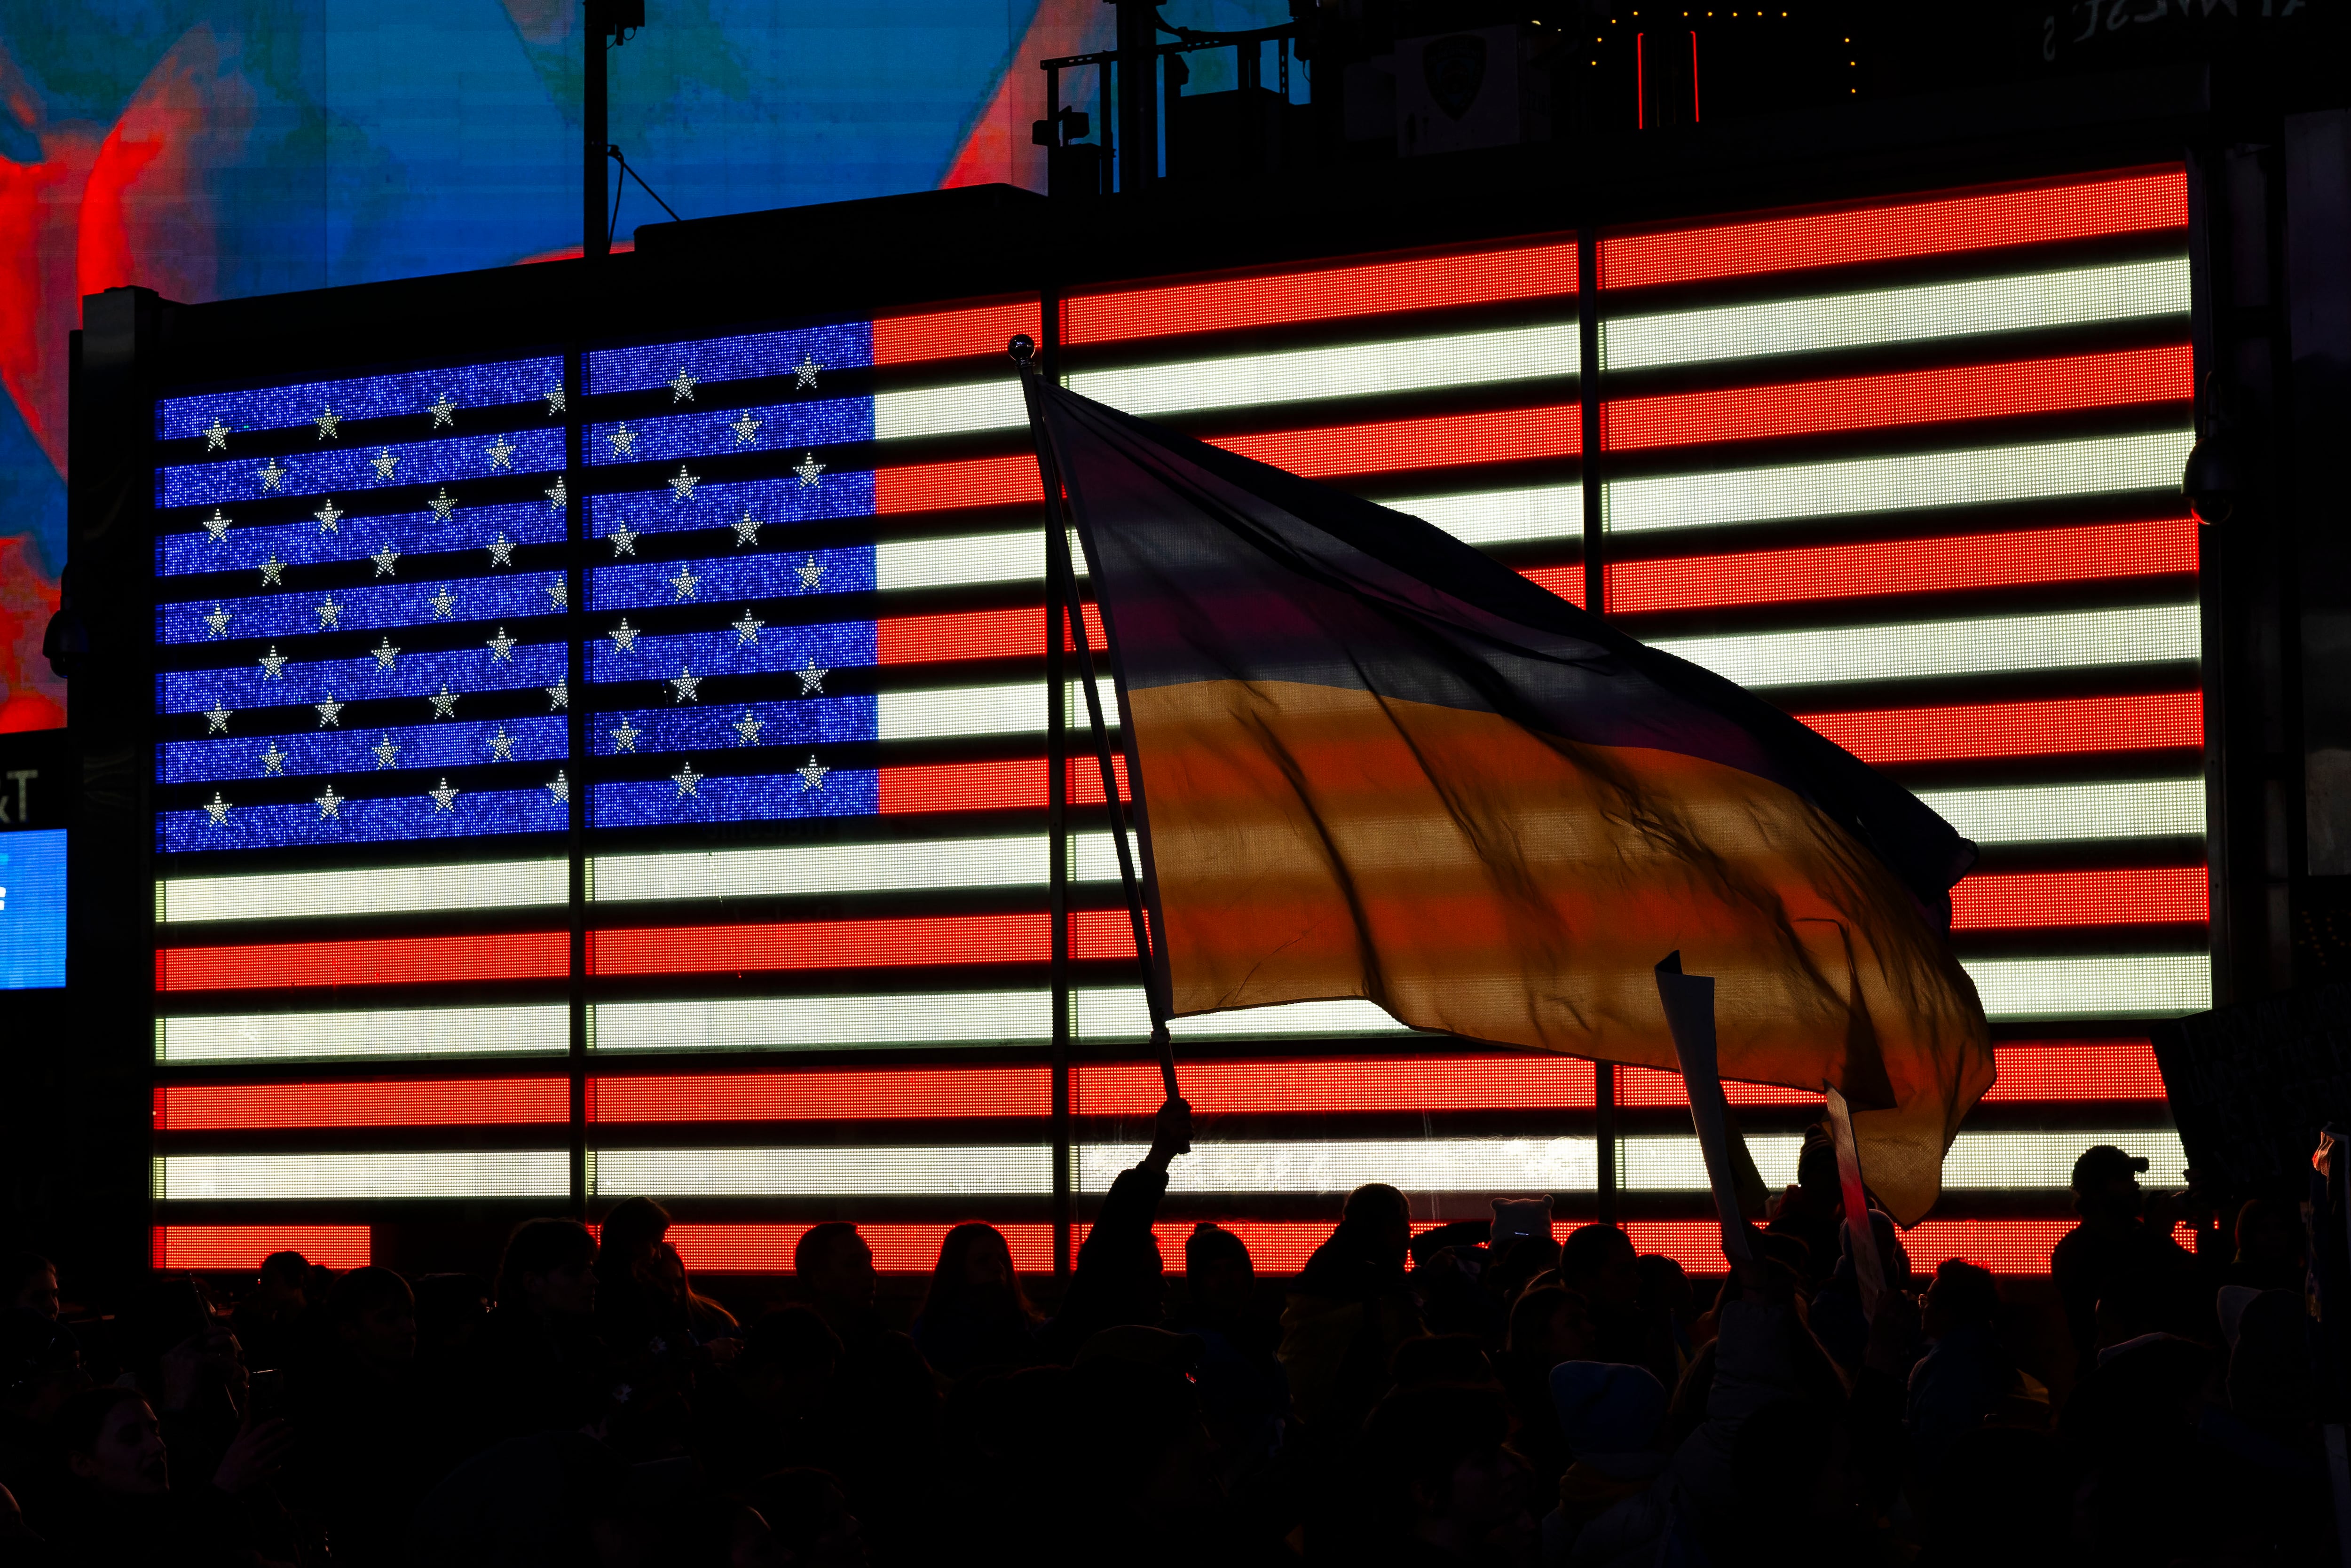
152 354 574 853
0 829 65 989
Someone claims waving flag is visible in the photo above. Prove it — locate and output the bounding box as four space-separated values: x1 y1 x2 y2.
1026 374 1993 1222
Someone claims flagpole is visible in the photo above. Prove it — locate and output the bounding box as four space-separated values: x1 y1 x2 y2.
1010 336 1182 1103
1047 489 1073 1280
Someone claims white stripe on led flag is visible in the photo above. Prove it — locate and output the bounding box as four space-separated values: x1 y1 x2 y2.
875 531 1041 592
1080 1137 1598 1195
158 859 568 925
1649 604 2197 689
1960 953 2211 1019
1622 1130 2185 1190
873 682 1124 741
589 993 1409 1053
877 684 1041 741
594 991 1053 1052
1916 778 2204 844
590 1145 1052 1197
1601 257 2190 372
158 1005 570 1064
1940 1130 2187 1189
1066 321 1581 419
590 831 1145 903
1385 482 1584 547
158 1150 570 1201
1607 430 2194 535
872 379 1029 442
1072 991 1414 1041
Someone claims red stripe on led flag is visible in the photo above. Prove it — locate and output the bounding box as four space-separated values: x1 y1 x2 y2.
1601 168 2187 290
1089 1220 2181 1275
155 1078 569 1130
1602 518 2196 615
1983 1040 2165 1101
1613 1069 1818 1107
661 1223 1057 1275
153 1226 371 1271
1074 1056 1599 1115
592 1066 1052 1123
1064 241 1578 346
589 908 1138 976
873 453 1040 514
876 755 1129 814
1951 866 2207 929
1516 565 1588 609
1602 346 2190 452
1614 1219 2180 1276
156 930 568 992
657 1220 2185 1277
1077 1043 2161 1119
1215 403 1579 480
1794 691 2202 764
1067 1222 1459 1275
876 603 1106 665
872 300 1043 366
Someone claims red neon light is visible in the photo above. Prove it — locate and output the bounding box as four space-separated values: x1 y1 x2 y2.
1951 866 2207 929
1793 690 2203 764
592 1065 1052 1123
876 603 1106 665
1983 1039 2165 1102
1603 518 2198 616
152 1226 371 1271
1636 33 1646 130
873 453 1040 515
1063 243 1577 347
1215 402 1578 480
156 930 568 993
589 908 1138 977
155 1078 569 1131
661 1223 1057 1275
876 755 1129 815
871 299 1043 366
1602 345 2191 453
1602 168 2188 290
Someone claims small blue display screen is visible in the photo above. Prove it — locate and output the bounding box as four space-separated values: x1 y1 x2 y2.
0 828 65 989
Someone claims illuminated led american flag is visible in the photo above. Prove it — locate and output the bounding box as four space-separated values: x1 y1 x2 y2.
151 166 2199 1279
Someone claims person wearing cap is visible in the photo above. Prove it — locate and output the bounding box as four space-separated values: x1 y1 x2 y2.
2050 1144 2195 1379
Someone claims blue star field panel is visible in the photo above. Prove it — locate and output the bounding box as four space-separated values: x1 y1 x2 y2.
153 355 575 853
581 315 892 832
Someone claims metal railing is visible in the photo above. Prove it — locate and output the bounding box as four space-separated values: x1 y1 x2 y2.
1037 18 1303 195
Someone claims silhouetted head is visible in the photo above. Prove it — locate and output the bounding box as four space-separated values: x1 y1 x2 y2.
56 1387 168 1496
793 1224 876 1319
328 1267 418 1365
497 1218 598 1317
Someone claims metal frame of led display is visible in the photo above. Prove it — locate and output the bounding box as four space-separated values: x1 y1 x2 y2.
145 162 2205 1281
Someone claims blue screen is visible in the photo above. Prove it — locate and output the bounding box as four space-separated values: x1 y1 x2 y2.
0 829 66 989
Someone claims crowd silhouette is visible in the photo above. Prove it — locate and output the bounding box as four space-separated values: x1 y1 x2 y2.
0 1102 2328 1566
